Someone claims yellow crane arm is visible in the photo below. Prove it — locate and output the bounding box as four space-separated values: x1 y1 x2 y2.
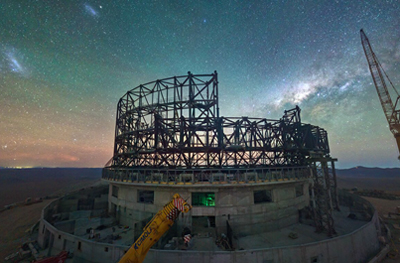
118 194 191 263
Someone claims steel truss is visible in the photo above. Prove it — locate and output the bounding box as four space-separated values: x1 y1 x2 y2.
309 155 339 237
104 71 339 236
108 71 331 172
103 166 311 184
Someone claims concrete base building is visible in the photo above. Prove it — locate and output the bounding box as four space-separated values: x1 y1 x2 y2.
108 171 310 239
37 179 385 263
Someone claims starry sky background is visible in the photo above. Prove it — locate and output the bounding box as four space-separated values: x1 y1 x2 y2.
1 1 400 168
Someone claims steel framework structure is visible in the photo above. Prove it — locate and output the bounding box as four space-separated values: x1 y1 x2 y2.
309 156 339 237
106 71 330 173
103 71 338 235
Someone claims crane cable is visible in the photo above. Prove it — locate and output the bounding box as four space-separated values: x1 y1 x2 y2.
372 50 400 125
372 51 400 97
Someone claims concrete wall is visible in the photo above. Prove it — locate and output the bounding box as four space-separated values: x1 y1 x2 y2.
39 220 128 263
38 185 110 250
109 180 310 236
37 191 381 263
144 211 379 263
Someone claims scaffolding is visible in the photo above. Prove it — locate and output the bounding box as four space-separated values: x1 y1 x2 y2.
108 72 330 171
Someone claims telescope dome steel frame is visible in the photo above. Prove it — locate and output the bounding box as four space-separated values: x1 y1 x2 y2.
105 71 331 176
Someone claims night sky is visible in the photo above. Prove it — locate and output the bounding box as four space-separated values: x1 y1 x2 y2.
1 1 400 168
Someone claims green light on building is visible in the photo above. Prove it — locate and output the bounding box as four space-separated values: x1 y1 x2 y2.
192 192 215 206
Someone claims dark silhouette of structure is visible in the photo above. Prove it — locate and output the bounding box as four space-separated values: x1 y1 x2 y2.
103 71 338 236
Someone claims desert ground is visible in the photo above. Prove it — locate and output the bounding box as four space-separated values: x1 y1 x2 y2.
0 168 102 207
0 199 55 260
0 168 102 260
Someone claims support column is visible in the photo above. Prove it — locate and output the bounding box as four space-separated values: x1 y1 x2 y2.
309 155 338 237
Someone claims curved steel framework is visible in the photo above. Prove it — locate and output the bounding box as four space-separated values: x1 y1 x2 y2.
103 71 338 236
105 71 330 174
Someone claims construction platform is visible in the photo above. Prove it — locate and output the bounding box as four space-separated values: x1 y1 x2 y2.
37 184 385 263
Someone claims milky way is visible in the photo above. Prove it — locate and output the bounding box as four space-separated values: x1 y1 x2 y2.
1 1 400 168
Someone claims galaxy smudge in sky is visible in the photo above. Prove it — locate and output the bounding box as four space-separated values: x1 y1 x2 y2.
1 1 400 168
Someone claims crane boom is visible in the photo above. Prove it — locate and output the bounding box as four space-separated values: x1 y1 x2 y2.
360 29 400 158
118 194 191 263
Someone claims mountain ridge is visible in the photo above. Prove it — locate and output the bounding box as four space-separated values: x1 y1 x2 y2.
336 166 400 178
